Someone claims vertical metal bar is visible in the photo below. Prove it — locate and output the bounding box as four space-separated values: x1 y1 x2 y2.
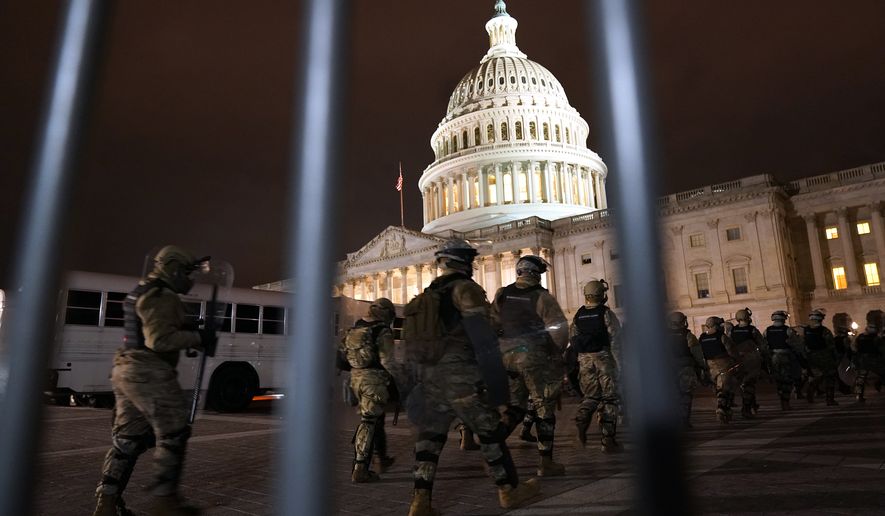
278 0 350 515
586 1 689 514
0 2 107 515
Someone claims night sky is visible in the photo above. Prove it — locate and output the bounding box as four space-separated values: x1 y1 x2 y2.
2 1 884 287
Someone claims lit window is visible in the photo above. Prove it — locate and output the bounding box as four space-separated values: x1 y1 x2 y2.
565 128 571 144
732 267 749 294
518 171 528 202
462 130 469 148
501 122 509 141
689 234 706 248
832 267 847 290
529 121 537 140
487 174 498 204
726 227 742 241
474 127 481 146
543 123 550 140
487 124 495 142
864 263 881 286
857 222 871 235
515 121 523 140
695 273 711 299
555 125 561 142
503 173 513 203
825 227 839 239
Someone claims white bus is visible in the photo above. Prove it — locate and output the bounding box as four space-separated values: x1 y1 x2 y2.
47 271 292 412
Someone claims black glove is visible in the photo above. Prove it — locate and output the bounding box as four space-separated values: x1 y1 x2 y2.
199 328 218 357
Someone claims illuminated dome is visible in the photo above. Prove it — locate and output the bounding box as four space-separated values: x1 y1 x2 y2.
420 0 609 235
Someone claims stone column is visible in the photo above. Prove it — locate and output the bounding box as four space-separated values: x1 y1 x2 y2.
400 267 409 303
565 165 575 204
599 173 608 209
429 262 438 280
493 254 503 293
349 280 358 299
495 164 504 205
590 171 599 209
473 257 485 291
462 171 470 209
415 263 425 292
836 208 861 291
869 202 885 280
446 176 455 214
669 225 693 305
478 169 487 207
803 214 828 294
436 181 444 217
577 168 587 206
384 271 393 299
544 162 554 203
360 277 368 300
541 248 556 296
527 162 537 203
372 273 381 299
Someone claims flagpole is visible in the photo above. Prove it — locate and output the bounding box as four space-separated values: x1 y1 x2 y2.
399 161 404 227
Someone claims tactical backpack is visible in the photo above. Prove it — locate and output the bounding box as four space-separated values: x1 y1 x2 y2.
401 286 446 364
342 323 380 369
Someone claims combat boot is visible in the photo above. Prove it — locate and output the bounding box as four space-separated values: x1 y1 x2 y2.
408 488 439 516
459 427 480 451
374 454 395 473
147 495 201 516
537 455 566 477
351 462 381 483
575 419 589 448
601 436 623 454
498 478 540 509
519 424 537 443
92 493 118 516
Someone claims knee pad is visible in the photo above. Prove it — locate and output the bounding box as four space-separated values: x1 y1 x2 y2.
112 431 155 459
158 426 191 455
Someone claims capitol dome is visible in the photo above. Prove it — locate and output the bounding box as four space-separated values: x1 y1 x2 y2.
420 0 608 235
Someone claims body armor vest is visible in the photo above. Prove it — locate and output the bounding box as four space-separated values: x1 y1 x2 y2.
345 319 386 369
766 325 789 350
670 329 695 359
572 305 609 353
855 333 880 355
731 325 756 346
122 280 163 351
496 283 545 339
432 272 466 332
699 331 729 360
804 326 826 351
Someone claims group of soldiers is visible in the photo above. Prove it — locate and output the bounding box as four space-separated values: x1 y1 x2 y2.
339 238 885 515
671 306 885 426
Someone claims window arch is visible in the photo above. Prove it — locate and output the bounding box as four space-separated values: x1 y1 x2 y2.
555 125 561 142
503 172 514 203
529 121 537 140
565 127 571 144
487 124 495 142
515 121 523 140
462 130 469 149
474 127 481 146
518 170 529 202
444 139 449 155
543 123 550 141
452 134 458 153
488 173 498 204
501 122 509 141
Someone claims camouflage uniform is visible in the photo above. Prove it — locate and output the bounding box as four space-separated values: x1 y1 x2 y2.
410 268 537 512
669 325 706 427
851 329 884 402
765 323 802 409
698 322 739 423
492 273 569 475
570 301 622 450
93 246 209 516
729 323 768 418
800 322 839 405
341 311 395 482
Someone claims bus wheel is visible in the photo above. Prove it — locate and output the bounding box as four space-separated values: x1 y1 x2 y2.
208 365 254 412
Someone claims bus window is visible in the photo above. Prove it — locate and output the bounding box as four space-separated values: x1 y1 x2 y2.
103 292 126 327
235 304 260 334
220 304 233 332
65 290 102 326
262 306 286 335
182 301 202 327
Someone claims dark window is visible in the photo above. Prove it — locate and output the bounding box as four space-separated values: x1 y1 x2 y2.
392 317 404 341
609 249 619 260
262 305 286 335
65 290 102 326
220 304 233 332
104 292 126 327
488 78 493 88
541 79 547 86
498 76 505 86
532 77 537 85
732 268 749 295
510 76 516 84
521 76 526 84
235 303 260 334
695 273 711 299
726 227 742 241
581 254 593 265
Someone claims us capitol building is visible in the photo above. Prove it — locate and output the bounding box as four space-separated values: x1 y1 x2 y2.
261 2 885 333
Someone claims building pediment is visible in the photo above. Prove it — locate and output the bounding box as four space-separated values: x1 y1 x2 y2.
343 226 444 268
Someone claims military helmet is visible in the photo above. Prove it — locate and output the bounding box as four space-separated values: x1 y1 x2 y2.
434 238 478 265
515 255 547 277
831 312 851 330
669 311 688 329
735 308 752 323
866 309 884 331
704 316 724 330
368 297 395 323
808 309 826 322
583 279 609 302
771 310 789 322
151 245 207 294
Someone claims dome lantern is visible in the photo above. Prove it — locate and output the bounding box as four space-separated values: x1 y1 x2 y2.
483 0 525 62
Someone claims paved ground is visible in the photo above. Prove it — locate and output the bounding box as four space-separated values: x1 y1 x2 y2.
35 383 885 515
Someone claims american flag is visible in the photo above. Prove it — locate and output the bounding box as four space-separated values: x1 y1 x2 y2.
395 165 403 192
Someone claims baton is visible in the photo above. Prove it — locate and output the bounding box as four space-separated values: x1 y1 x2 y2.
189 283 217 424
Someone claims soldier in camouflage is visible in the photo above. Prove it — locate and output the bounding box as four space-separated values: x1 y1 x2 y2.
765 311 803 410
852 310 885 402
730 308 769 418
339 297 397 483
491 255 569 476
570 279 623 453
92 246 215 516
698 316 740 424
801 309 839 405
668 312 708 428
408 239 539 516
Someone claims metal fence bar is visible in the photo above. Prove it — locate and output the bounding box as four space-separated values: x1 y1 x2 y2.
586 1 689 514
278 0 350 514
0 1 107 514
